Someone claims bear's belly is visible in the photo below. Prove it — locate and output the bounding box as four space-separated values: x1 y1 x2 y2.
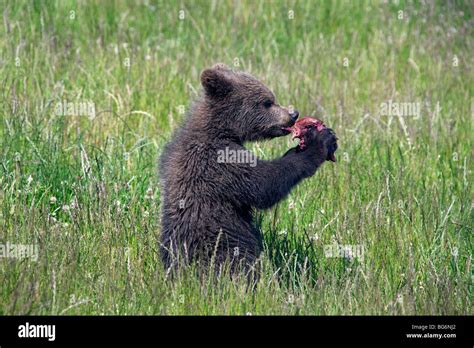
159 197 262 268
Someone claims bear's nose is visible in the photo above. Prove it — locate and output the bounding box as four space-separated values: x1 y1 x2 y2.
290 110 299 122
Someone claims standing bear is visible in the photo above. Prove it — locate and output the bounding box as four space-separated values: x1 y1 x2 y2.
159 63 337 279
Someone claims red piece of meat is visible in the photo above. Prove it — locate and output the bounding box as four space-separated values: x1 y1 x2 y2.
284 116 337 162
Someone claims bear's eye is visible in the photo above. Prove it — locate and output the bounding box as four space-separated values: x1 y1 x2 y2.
263 100 273 108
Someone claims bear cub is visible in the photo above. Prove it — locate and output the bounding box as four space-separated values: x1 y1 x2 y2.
159 63 337 279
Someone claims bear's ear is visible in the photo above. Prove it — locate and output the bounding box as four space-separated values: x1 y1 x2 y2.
200 66 233 97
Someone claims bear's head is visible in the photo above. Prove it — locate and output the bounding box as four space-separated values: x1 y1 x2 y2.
200 63 299 142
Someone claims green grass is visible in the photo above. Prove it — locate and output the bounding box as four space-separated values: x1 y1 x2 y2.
0 0 472 315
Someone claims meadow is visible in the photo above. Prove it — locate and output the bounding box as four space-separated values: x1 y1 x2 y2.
0 0 472 315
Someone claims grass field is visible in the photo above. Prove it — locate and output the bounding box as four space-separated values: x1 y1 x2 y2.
0 0 472 315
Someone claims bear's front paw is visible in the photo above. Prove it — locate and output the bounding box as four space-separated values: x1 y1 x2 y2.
323 128 338 162
299 128 338 163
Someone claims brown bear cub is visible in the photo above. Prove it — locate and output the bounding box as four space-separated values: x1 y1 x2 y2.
159 63 337 280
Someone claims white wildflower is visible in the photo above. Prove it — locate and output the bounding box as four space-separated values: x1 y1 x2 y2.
145 187 154 199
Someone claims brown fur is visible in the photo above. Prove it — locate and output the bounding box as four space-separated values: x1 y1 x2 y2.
159 64 337 281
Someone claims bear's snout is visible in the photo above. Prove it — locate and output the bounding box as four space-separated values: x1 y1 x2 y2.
289 110 299 122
